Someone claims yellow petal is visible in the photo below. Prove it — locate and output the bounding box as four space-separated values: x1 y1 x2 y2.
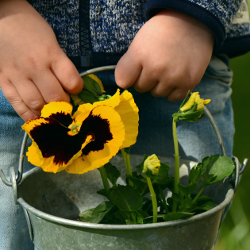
115 90 139 149
203 99 211 105
195 96 205 111
26 142 44 167
41 102 73 118
180 92 199 112
195 95 211 111
65 105 125 174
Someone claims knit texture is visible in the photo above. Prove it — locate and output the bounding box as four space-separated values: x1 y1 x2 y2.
28 0 250 57
28 0 80 56
90 0 146 53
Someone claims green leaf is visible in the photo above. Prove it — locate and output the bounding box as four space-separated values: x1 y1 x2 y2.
78 89 99 104
163 212 194 221
178 182 199 197
152 163 171 184
195 195 214 204
137 209 149 219
136 154 148 174
104 162 121 186
179 90 191 110
93 201 113 214
123 146 132 154
79 201 114 223
172 193 183 202
178 110 203 121
126 211 144 224
173 102 204 122
178 196 193 211
109 185 143 212
189 164 202 184
126 175 148 195
82 75 103 95
114 210 130 223
96 188 109 198
199 155 235 185
190 201 217 212
182 114 205 122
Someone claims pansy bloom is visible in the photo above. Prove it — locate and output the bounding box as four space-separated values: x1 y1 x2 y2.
22 90 139 174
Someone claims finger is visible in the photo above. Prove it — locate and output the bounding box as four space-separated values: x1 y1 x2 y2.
10 76 46 116
51 51 84 94
0 79 39 121
132 67 158 93
150 79 176 98
115 51 142 89
31 68 71 104
166 87 191 102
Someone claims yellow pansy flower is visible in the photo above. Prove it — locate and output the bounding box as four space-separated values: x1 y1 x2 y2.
22 90 139 174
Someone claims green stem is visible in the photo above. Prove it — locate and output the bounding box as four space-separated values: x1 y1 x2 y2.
121 148 127 166
98 166 110 192
147 177 157 223
192 184 207 204
121 149 133 187
172 120 180 212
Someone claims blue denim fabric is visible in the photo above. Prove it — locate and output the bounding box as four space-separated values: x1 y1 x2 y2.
0 97 34 250
0 54 234 249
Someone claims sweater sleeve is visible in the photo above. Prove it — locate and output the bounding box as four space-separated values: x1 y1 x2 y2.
144 0 242 51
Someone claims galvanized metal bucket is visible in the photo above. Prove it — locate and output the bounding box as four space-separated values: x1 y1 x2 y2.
0 66 248 250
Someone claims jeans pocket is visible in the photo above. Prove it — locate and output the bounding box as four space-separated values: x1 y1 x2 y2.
205 54 233 85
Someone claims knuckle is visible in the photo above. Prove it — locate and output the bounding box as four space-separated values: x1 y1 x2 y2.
150 88 163 98
150 62 165 78
167 95 178 102
29 99 44 112
168 90 188 102
49 93 69 103
134 86 145 93
7 95 22 105
19 110 36 122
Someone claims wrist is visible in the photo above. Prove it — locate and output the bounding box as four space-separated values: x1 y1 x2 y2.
156 9 215 49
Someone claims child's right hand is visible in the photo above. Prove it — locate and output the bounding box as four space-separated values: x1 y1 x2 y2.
0 0 84 121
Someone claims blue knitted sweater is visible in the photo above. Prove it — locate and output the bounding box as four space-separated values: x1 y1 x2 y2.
28 0 250 65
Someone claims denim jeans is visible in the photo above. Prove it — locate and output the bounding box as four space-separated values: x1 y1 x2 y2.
0 54 234 250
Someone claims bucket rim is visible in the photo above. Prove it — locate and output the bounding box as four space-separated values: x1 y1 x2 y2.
18 167 235 230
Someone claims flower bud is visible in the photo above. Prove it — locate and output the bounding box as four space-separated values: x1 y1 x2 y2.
180 92 210 112
173 91 211 122
143 154 161 175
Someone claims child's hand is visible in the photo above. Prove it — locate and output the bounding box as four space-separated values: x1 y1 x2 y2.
0 0 83 121
115 9 214 102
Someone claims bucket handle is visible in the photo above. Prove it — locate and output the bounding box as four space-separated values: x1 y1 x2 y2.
0 65 248 193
